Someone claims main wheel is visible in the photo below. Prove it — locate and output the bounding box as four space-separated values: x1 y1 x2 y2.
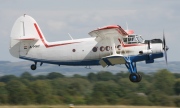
129 73 142 82
136 73 142 82
31 64 36 70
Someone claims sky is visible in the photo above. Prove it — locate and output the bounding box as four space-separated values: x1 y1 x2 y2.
0 0 180 62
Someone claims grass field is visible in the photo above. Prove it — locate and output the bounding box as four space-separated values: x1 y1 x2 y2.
0 105 177 108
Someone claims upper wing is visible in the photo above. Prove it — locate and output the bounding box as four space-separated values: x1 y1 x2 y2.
88 25 128 40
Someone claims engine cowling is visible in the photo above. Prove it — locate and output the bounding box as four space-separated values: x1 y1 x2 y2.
139 50 152 54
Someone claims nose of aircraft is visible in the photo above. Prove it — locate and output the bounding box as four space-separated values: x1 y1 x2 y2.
165 46 169 51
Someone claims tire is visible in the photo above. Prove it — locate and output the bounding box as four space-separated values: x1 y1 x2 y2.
129 73 141 82
136 73 142 82
31 64 36 70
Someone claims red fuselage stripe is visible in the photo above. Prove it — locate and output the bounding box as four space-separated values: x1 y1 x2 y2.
34 23 80 48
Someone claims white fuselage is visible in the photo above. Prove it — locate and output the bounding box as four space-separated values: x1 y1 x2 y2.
18 37 163 65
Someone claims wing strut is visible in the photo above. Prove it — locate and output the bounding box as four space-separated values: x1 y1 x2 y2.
110 37 117 55
99 37 124 67
110 37 123 56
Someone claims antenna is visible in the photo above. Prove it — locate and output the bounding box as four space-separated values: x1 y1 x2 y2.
126 22 129 30
68 33 73 40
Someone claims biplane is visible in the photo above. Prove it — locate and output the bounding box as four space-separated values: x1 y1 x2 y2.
9 15 168 82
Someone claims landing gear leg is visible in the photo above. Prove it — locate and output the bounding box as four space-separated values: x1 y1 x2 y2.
125 58 142 82
30 62 37 70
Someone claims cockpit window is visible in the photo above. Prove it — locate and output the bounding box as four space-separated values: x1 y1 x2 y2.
123 35 144 44
136 35 144 43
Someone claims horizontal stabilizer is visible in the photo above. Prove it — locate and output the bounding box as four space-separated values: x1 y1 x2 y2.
15 37 39 41
99 55 126 67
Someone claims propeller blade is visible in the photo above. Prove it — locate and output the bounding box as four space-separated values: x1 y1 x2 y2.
164 48 168 65
163 30 166 49
163 30 168 65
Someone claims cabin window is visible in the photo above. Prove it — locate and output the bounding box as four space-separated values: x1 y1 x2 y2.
72 49 76 52
92 47 97 52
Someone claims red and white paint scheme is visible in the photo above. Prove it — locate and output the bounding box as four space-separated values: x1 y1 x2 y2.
9 15 168 82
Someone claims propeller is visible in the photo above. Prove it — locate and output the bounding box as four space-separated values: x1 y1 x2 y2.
163 30 169 65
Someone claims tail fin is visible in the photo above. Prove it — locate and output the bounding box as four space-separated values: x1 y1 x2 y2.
9 14 47 58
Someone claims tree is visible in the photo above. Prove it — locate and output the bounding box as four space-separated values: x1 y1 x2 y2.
90 91 107 104
148 90 175 106
0 82 8 104
117 78 138 95
174 79 180 95
87 72 97 82
89 81 119 104
137 80 151 94
173 73 180 79
115 72 129 80
97 71 115 81
130 94 151 106
35 75 46 80
0 75 18 83
69 78 92 96
46 72 64 79
73 74 85 79
153 69 175 95
21 72 34 81
30 80 54 104
174 97 180 107
6 80 35 104
50 78 91 104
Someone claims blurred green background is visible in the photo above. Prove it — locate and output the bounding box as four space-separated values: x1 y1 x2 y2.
0 69 179 107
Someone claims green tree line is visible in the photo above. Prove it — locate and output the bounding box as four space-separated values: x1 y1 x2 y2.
0 69 180 106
